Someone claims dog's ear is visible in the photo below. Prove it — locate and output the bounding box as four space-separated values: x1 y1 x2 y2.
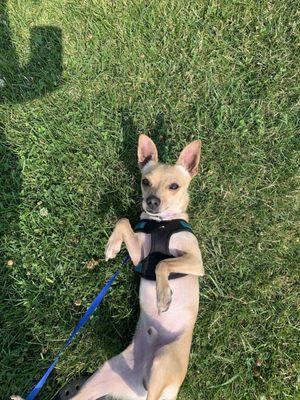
138 134 158 169
177 140 201 177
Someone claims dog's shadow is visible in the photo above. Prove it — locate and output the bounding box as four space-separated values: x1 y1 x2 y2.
96 109 169 223
89 110 171 353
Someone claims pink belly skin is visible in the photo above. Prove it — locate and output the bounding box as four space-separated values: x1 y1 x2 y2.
139 275 199 338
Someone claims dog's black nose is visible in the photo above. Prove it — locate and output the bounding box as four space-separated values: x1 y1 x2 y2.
146 195 161 211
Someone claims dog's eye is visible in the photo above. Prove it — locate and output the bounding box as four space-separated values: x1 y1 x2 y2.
142 178 151 186
169 183 179 190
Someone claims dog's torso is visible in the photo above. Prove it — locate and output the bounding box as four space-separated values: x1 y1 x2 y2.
137 229 200 336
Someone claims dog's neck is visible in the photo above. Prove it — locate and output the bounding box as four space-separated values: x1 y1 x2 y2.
140 210 189 222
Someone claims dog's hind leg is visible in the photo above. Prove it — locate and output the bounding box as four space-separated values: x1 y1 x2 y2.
145 333 192 400
71 340 148 400
71 314 160 400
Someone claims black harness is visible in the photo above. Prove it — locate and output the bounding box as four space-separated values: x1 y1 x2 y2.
134 219 193 281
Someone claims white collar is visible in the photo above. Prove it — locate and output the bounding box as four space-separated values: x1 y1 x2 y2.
140 210 188 222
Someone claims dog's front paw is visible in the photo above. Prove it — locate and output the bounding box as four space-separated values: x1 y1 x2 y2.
156 283 172 314
105 236 122 261
11 396 24 400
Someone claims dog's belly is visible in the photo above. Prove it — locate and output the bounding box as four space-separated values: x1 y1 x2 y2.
139 275 199 337
136 231 200 338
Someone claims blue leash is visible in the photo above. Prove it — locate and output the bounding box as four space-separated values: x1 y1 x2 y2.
26 254 130 400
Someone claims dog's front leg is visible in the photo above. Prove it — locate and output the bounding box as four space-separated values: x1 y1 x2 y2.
155 269 173 314
156 252 204 313
105 218 142 265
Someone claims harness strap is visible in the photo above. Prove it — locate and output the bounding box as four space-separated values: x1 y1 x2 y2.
150 223 173 255
134 219 193 281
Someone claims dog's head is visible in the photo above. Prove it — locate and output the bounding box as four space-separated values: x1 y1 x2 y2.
138 134 201 218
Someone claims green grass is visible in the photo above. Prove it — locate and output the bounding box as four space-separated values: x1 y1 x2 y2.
0 0 299 398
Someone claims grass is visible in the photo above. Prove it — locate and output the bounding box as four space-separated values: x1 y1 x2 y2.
0 0 299 398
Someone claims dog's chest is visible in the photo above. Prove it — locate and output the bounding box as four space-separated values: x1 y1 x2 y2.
137 230 186 260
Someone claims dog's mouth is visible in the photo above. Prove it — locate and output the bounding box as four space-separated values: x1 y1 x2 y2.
142 202 179 219
142 205 183 221
144 208 183 222
144 207 161 216
142 202 161 215
143 205 171 217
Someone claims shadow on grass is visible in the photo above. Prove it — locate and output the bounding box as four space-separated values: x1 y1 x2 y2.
0 0 62 396
89 112 155 353
95 110 169 224
0 0 62 103
119 108 169 210
89 111 172 354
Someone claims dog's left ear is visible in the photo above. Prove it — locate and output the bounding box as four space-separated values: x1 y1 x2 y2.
176 140 201 177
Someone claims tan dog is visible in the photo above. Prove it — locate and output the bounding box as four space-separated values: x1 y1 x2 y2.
12 134 204 400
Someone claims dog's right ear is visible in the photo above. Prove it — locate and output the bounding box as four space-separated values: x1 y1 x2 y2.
138 134 158 169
